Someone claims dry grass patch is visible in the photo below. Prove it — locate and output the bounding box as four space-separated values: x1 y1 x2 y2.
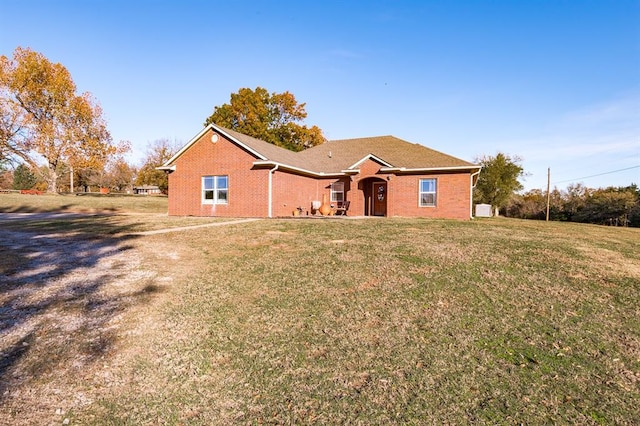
0 229 158 424
576 245 640 280
1 215 639 424
0 192 168 214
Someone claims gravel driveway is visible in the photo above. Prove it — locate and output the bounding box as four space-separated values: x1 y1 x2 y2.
0 214 153 423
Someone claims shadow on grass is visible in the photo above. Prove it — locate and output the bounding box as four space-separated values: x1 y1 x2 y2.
0 215 150 403
0 204 119 213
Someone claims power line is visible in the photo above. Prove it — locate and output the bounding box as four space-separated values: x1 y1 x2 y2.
552 165 640 185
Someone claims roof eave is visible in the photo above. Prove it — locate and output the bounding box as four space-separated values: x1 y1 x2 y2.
253 160 347 177
160 123 268 168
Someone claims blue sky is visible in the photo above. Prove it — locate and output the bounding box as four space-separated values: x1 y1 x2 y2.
2 0 638 190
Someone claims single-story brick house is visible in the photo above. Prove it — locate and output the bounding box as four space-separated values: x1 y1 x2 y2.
133 185 161 195
159 124 481 219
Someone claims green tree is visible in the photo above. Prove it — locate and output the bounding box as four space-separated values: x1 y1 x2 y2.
505 182 639 227
575 186 638 226
0 47 115 192
562 183 585 217
630 202 640 228
474 153 525 216
204 87 325 151
135 139 179 193
12 163 37 189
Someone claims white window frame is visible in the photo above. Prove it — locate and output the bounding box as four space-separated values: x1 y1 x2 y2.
331 181 344 204
419 178 437 207
202 175 228 205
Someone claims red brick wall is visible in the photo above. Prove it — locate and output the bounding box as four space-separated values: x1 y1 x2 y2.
387 172 471 219
168 129 269 217
348 159 472 219
272 172 328 217
167 134 472 219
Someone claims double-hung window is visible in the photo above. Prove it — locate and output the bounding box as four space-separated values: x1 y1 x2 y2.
202 175 228 204
419 178 437 207
331 182 344 204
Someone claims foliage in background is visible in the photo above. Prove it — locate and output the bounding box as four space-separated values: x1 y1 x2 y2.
73 140 132 192
0 168 11 189
0 47 116 192
5 165 19 189
507 183 640 227
473 153 525 215
11 163 38 190
135 139 179 193
204 86 326 152
105 156 137 193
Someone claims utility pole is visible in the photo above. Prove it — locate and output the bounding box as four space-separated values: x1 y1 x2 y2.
546 167 551 221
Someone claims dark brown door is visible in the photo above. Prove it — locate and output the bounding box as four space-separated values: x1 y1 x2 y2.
372 182 387 216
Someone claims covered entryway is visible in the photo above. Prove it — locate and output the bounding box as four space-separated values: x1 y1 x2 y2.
358 177 388 216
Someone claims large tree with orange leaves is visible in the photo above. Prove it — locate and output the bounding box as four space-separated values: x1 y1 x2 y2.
204 87 325 152
0 47 117 192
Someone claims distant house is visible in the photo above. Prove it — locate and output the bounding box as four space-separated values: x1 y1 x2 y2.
159 124 481 219
133 185 161 195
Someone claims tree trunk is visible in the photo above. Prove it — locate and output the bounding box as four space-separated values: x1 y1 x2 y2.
46 163 58 193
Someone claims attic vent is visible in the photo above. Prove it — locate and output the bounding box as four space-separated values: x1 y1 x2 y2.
211 134 219 143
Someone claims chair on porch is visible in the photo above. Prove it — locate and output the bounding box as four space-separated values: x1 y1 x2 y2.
334 200 350 216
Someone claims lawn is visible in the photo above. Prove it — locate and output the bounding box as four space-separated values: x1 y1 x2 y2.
0 192 235 233
0 197 638 424
0 191 169 214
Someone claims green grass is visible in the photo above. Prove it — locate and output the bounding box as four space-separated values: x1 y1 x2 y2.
84 218 639 424
1 197 639 424
0 192 169 213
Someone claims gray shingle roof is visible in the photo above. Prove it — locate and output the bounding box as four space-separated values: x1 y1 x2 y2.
293 135 477 172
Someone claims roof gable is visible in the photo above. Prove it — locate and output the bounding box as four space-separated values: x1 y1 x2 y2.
347 154 393 169
161 124 299 168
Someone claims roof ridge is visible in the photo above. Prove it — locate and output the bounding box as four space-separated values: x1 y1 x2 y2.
327 135 397 143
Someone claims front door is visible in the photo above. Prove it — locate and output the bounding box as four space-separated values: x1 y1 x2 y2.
372 182 387 216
